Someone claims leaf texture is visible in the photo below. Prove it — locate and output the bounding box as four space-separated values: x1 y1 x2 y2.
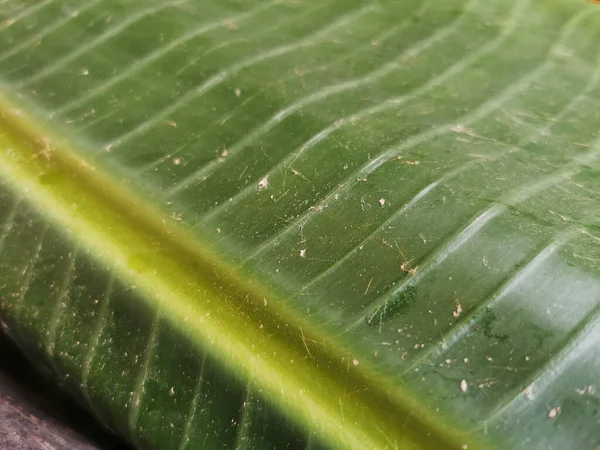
1 0 600 449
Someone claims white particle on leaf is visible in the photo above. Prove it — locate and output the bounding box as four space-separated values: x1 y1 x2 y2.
548 407 560 418
173 157 181 165
460 380 468 393
235 88 241 97
257 176 269 191
379 198 386 206
299 249 306 258
81 68 89 75
224 20 238 30
451 124 476 136
169 387 175 396
453 300 462 318
576 385 596 396
352 359 359 366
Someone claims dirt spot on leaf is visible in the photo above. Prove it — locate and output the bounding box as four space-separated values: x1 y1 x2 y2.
366 286 417 326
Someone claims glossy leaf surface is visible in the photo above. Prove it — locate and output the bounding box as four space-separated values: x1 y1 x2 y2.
1 0 600 449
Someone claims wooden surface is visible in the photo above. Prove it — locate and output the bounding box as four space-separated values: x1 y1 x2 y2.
0 375 99 450
0 333 130 450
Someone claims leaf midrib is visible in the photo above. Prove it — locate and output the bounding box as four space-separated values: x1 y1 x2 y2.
0 93 471 450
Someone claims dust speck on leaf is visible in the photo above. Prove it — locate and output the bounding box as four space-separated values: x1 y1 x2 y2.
453 300 462 319
352 359 359 366
396 156 420 165
379 198 386 207
299 249 306 258
81 68 89 76
451 124 476 136
64 108 96 124
460 380 468 393
35 137 54 161
173 158 181 165
169 387 175 396
400 260 417 276
287 166 310 182
548 407 560 418
235 88 241 97
165 120 177 128
576 385 596 396
223 20 238 30
257 176 269 191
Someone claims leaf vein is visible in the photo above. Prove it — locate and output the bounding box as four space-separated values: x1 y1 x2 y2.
103 3 378 150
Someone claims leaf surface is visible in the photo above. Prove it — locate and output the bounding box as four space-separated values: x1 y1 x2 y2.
1 1 600 449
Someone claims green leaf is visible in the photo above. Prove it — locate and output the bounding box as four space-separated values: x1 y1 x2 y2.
1 0 600 449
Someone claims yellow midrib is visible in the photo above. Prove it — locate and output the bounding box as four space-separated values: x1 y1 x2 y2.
0 92 468 450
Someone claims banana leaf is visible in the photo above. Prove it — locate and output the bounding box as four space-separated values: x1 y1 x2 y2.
1 0 600 449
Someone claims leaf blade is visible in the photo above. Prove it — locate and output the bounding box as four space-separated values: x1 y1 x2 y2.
2 0 600 448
